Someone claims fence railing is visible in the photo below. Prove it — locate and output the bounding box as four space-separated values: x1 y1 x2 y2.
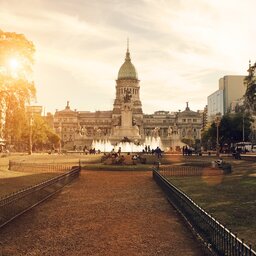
158 165 223 177
0 166 80 228
8 160 76 172
153 168 256 256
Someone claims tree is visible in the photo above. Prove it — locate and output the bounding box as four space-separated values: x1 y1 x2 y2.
201 122 217 150
201 113 252 150
0 30 36 146
21 115 60 152
244 61 256 112
220 113 252 145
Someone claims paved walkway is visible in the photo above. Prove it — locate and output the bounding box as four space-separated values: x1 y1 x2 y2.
1 171 204 256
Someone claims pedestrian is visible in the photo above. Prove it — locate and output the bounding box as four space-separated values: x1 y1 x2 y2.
184 145 188 156
156 146 162 158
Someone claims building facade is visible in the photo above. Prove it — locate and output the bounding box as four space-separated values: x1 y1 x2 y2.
207 75 246 124
53 46 202 151
219 75 246 114
207 90 224 123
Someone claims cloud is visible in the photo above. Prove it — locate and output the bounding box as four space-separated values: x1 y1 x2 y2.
0 0 255 114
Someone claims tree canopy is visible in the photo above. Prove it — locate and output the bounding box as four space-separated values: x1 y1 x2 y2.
0 30 59 151
201 113 252 150
0 30 35 79
19 114 60 151
0 30 36 145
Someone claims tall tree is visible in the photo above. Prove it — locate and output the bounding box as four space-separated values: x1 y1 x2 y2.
244 61 256 112
21 115 60 151
201 113 252 150
0 30 36 144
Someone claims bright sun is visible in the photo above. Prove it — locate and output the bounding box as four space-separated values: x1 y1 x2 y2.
8 58 19 70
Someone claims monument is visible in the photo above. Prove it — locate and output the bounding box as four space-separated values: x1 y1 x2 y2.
53 42 202 152
110 88 141 141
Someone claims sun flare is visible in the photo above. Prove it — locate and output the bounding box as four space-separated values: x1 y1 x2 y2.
8 58 19 70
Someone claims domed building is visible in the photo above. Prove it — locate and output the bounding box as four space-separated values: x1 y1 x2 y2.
177 103 202 140
53 44 202 151
117 48 138 80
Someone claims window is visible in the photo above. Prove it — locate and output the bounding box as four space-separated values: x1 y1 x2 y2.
182 119 186 122
193 119 197 122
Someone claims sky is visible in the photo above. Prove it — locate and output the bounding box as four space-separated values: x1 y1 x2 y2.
0 0 255 114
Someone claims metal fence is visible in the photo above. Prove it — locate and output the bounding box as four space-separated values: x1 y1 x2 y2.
153 168 256 256
158 165 223 177
0 166 80 228
8 160 76 172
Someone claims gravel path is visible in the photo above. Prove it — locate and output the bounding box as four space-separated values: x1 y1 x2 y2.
1 171 204 256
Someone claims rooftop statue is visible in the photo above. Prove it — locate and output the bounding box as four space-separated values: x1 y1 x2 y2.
123 89 132 103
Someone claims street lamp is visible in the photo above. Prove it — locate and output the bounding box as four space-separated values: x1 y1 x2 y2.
26 106 36 155
242 113 245 142
28 113 33 155
58 122 62 154
215 113 221 157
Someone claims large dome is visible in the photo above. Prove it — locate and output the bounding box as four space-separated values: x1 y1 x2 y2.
117 49 138 80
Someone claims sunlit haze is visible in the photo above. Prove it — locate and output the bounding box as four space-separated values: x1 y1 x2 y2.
1 0 255 114
8 58 19 70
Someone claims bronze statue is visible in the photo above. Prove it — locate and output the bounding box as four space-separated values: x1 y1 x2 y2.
123 89 132 103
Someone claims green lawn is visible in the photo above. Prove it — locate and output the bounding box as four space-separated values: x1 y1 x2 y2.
166 160 256 250
82 163 153 171
0 153 82 198
0 170 59 198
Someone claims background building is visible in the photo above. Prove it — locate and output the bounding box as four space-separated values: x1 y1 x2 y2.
198 105 208 132
53 47 202 151
220 76 246 113
207 75 246 124
207 90 224 123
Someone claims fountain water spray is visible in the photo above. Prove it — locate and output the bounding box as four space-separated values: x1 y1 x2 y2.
91 136 163 153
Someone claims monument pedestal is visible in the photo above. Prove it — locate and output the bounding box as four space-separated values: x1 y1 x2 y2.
110 101 141 142
110 126 141 142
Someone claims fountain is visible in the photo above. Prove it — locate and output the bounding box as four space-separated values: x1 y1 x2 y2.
91 136 163 153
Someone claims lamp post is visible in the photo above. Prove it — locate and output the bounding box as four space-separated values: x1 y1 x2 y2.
215 113 221 158
242 113 245 142
26 106 35 155
58 122 62 154
28 113 33 155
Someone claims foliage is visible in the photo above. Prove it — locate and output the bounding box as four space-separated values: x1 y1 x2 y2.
0 30 35 78
0 30 36 146
21 115 60 151
201 113 252 150
201 122 217 150
243 62 256 112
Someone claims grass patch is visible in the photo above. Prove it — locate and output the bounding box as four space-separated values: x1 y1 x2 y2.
166 161 256 250
0 171 59 198
0 153 83 198
82 163 153 171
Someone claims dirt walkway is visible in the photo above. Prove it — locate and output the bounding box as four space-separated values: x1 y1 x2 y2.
1 171 204 256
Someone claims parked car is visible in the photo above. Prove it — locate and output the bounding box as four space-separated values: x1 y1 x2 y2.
235 142 252 153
